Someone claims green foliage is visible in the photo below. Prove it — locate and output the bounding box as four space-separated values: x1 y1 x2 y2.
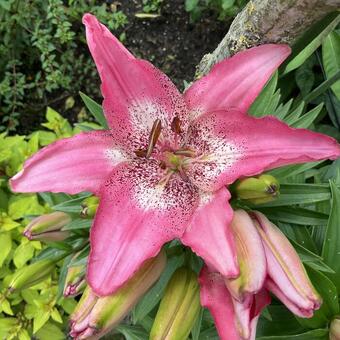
0 108 85 338
184 0 247 21
0 0 128 131
142 0 164 13
0 4 339 339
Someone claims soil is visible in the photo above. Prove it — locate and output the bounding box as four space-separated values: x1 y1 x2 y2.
122 0 230 90
17 0 230 134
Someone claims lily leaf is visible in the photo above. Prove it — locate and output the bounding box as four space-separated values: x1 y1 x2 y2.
322 180 340 292
283 14 340 74
296 267 339 329
79 92 108 129
322 31 340 100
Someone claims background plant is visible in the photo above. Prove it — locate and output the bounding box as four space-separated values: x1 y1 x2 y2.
0 0 128 132
185 0 248 21
0 1 340 338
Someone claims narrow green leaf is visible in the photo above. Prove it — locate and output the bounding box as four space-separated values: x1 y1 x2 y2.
303 70 340 104
259 207 328 226
133 254 184 323
0 233 12 267
252 184 332 207
322 31 340 100
116 325 149 340
52 193 91 213
273 99 293 120
62 218 92 231
284 101 305 125
269 161 323 180
198 327 219 340
297 267 339 329
257 328 328 340
283 14 340 74
249 72 278 117
79 92 108 129
291 103 323 128
322 180 340 292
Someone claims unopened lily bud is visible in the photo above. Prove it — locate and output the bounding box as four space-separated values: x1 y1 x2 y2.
225 210 266 303
7 259 56 293
70 250 166 339
64 264 86 298
251 211 321 318
330 317 340 340
233 174 280 204
150 267 201 340
81 196 99 218
23 211 71 242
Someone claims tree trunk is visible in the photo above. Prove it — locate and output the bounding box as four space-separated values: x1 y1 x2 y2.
196 0 339 77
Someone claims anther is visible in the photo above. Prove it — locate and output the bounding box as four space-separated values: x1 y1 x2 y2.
146 119 162 158
171 116 182 134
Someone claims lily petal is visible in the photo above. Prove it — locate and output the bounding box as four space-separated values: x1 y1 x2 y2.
83 14 188 150
225 210 266 302
184 44 290 119
88 160 199 296
232 289 271 340
10 131 124 195
252 212 321 316
199 266 240 340
181 188 239 278
265 278 314 318
186 109 340 191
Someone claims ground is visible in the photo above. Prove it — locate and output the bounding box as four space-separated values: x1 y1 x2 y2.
17 0 230 134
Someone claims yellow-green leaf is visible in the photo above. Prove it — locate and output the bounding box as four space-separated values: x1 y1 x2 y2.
0 233 12 267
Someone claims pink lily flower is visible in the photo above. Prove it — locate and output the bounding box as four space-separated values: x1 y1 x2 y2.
199 210 322 340
200 266 271 340
10 14 340 296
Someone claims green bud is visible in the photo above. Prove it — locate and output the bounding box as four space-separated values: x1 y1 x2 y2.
70 251 167 339
150 267 201 340
81 196 99 218
63 262 86 297
233 174 280 204
23 211 71 242
7 259 56 293
330 317 340 340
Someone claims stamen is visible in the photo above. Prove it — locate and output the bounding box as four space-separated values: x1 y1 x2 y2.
157 170 174 188
173 149 196 157
171 116 182 134
134 149 147 157
146 119 162 158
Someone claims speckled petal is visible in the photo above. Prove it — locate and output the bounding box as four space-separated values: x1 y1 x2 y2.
10 131 125 195
184 44 290 119
83 14 188 151
186 109 340 191
199 267 240 340
181 188 239 278
88 160 199 296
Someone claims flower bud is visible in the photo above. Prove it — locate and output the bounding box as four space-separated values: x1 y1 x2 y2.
23 211 71 242
150 267 201 340
7 259 56 293
233 174 280 204
70 250 166 339
225 210 266 302
64 264 86 298
251 211 321 318
81 196 99 218
330 317 340 340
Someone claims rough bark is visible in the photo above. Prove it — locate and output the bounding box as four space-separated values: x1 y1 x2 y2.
196 0 340 77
